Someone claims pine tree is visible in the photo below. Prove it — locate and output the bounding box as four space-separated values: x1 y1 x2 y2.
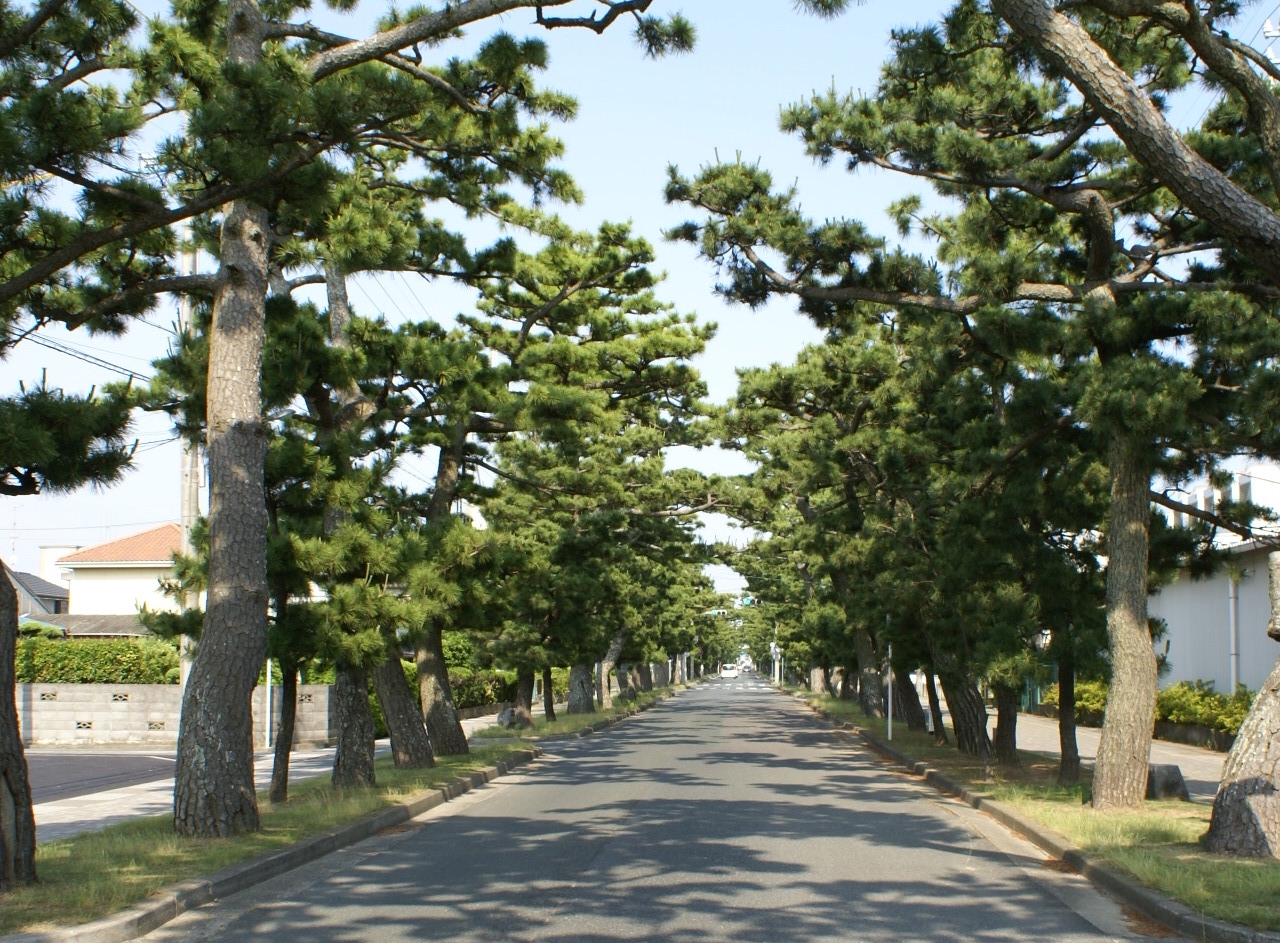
143 2 694 835
805 0 1280 855
668 3 1280 806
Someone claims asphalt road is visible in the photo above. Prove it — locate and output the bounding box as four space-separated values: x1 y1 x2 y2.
138 677 1168 943
26 749 176 803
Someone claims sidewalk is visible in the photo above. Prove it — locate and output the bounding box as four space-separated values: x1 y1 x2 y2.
1013 712 1227 803
33 711 505 844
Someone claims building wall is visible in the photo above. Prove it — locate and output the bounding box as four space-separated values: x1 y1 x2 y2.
65 567 176 615
1148 545 1277 693
16 683 334 747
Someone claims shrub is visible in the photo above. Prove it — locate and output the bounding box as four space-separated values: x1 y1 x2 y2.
16 637 180 684
1038 679 1108 722
448 669 517 710
1157 680 1256 735
1157 680 1222 727
1218 685 1257 737
1044 677 1257 736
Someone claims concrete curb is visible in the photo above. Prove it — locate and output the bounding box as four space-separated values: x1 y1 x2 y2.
801 698 1280 943
5 748 542 943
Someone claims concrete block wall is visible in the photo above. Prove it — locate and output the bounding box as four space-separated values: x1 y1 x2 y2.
17 683 334 747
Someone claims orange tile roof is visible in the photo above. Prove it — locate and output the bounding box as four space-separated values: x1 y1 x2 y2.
58 523 183 566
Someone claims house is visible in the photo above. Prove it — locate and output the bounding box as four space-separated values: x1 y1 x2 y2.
1150 465 1280 693
8 568 69 617
55 523 185 616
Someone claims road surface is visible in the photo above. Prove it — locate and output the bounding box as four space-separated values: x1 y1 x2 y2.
138 677 1173 943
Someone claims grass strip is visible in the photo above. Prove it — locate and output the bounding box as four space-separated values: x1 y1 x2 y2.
799 691 1280 932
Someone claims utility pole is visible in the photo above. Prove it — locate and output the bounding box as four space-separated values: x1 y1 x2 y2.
176 224 200 687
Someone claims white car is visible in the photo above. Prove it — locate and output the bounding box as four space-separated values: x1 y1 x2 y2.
719 663 739 678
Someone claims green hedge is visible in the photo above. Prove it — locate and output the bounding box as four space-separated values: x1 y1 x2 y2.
1039 678 1109 722
16 638 180 684
448 668 518 710
1040 678 1256 736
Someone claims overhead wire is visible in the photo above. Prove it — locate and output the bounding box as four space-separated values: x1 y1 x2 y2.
13 332 153 382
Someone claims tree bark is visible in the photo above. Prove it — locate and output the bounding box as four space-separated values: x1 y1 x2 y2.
513 670 535 728
989 0 1280 285
0 565 36 889
596 629 625 710
567 663 595 713
1056 650 1081 787
992 682 1020 769
616 663 636 701
174 193 271 837
636 662 653 692
332 666 376 788
268 659 298 804
541 665 557 721
1092 436 1157 810
925 671 948 746
372 656 434 769
939 671 991 758
893 672 928 733
1204 550 1280 857
853 628 884 718
839 662 856 701
415 623 468 756
1204 656 1280 857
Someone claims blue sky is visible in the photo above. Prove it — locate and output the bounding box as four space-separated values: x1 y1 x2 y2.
11 0 1270 582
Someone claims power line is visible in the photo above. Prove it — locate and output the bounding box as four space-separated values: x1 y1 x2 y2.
5 517 176 534
15 332 152 382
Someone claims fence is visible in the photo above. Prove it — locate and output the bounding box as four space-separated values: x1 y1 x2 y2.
17 683 334 747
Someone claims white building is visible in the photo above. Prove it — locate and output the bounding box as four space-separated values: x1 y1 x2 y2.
1151 465 1280 693
55 523 184 616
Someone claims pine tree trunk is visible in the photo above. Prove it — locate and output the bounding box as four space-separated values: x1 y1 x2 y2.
616 663 635 700
1092 436 1157 810
0 566 36 889
567 663 595 714
372 656 433 769
674 654 686 685
940 671 991 758
332 666 376 788
925 672 949 746
1204 656 1280 857
542 666 557 721
840 662 856 700
993 682 1020 769
1056 651 1081 787
268 660 298 804
415 624 468 756
174 190 271 837
513 670 535 728
854 628 884 718
637 663 653 692
894 673 928 733
597 629 626 710
1204 550 1280 857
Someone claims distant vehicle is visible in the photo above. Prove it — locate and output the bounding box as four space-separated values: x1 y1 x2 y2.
719 663 739 678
